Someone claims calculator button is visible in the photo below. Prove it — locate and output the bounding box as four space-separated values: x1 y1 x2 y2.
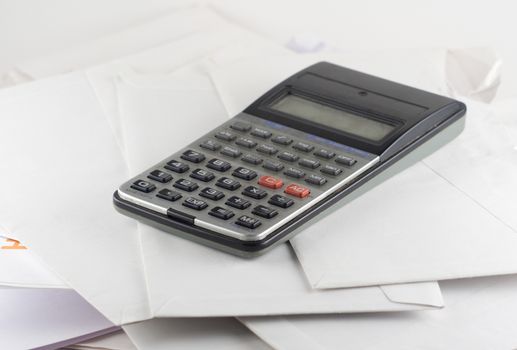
182 197 208 210
258 175 283 189
181 150 205 163
320 165 343 176
250 128 272 139
235 137 257 148
298 158 320 169
293 142 314 153
241 154 263 165
190 168 215 182
173 179 199 192
226 196 251 209
284 167 305 179
236 215 262 229
199 187 225 200
156 189 182 201
232 167 258 180
256 144 278 155
215 130 236 141
314 149 336 159
271 135 293 145
242 185 267 199
131 180 156 193
165 160 189 173
220 146 242 158
285 183 310 198
262 160 284 172
206 158 232 172
230 121 251 132
305 174 327 186
209 206 235 220
335 155 357 166
268 194 294 208
147 169 173 183
200 139 221 151
216 177 241 190
252 205 278 219
278 151 299 162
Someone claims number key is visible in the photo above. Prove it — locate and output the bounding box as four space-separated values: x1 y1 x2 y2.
165 160 189 173
206 158 231 172
173 178 199 192
131 179 156 193
199 187 225 200
232 167 257 180
147 169 173 183
216 177 241 190
180 150 205 163
190 168 215 182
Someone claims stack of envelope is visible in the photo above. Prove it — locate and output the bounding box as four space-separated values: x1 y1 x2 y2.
1 5 516 350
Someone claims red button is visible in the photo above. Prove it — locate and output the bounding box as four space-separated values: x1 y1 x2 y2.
285 183 310 198
258 175 283 189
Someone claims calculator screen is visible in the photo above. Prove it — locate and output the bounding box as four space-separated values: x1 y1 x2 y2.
269 94 396 141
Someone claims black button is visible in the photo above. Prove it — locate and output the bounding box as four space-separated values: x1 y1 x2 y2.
271 135 293 145
242 185 267 199
278 151 299 162
235 137 257 148
268 194 294 208
262 160 284 172
321 165 343 176
250 128 272 138
293 142 314 152
241 154 263 165
206 158 232 172
147 169 173 183
216 177 241 190
252 205 278 219
209 206 235 220
230 121 251 132
131 179 156 193
236 215 261 229
156 188 182 201
305 174 327 186
200 140 221 151
165 160 189 173
226 196 251 209
180 150 205 163
215 130 236 141
190 168 215 182
220 146 242 158
284 167 305 179
256 144 278 155
232 167 257 180
298 158 320 169
199 187 225 200
314 148 335 159
173 178 199 192
182 197 208 210
335 155 357 166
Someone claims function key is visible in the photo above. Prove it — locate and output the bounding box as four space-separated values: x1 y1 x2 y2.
215 130 236 141
147 169 173 183
190 168 215 182
232 167 258 180
165 160 189 173
242 185 267 199
209 206 235 220
173 178 199 192
199 187 225 201
285 183 310 198
182 197 208 210
262 160 284 172
271 135 293 145
314 148 336 159
256 144 278 155
216 177 241 190
258 175 283 189
226 196 251 210
200 139 221 151
293 142 314 153
131 179 156 193
180 150 205 163
252 205 278 219
236 215 262 229
230 121 251 132
250 128 272 139
156 188 182 202
241 154 263 165
305 174 327 186
284 167 305 179
298 158 320 169
235 137 257 149
220 146 242 158
278 151 299 162
268 194 294 208
335 155 357 166
206 158 232 172
320 165 343 176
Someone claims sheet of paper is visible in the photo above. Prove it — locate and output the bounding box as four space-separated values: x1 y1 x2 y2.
69 330 137 350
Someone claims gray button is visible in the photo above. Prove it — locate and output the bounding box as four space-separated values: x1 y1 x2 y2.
278 151 299 162
200 139 221 151
256 144 278 155
314 149 336 159
335 155 357 166
182 197 208 210
284 167 305 179
131 179 156 193
305 174 327 186
241 154 263 165
298 158 320 169
235 137 257 148
293 142 314 152
216 177 241 190
230 121 251 132
215 130 236 141
220 146 242 158
250 128 272 139
236 215 261 229
321 165 343 176
271 135 293 145
262 160 284 172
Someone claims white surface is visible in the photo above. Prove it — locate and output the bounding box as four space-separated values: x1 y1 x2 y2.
70 330 137 350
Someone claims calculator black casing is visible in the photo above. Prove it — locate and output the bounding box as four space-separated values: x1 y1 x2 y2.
113 62 466 257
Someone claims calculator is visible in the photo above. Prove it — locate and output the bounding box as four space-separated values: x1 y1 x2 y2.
114 62 466 257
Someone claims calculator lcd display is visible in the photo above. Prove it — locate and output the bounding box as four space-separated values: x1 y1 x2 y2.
270 94 396 141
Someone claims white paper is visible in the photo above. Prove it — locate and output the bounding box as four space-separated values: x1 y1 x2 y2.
70 330 137 350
